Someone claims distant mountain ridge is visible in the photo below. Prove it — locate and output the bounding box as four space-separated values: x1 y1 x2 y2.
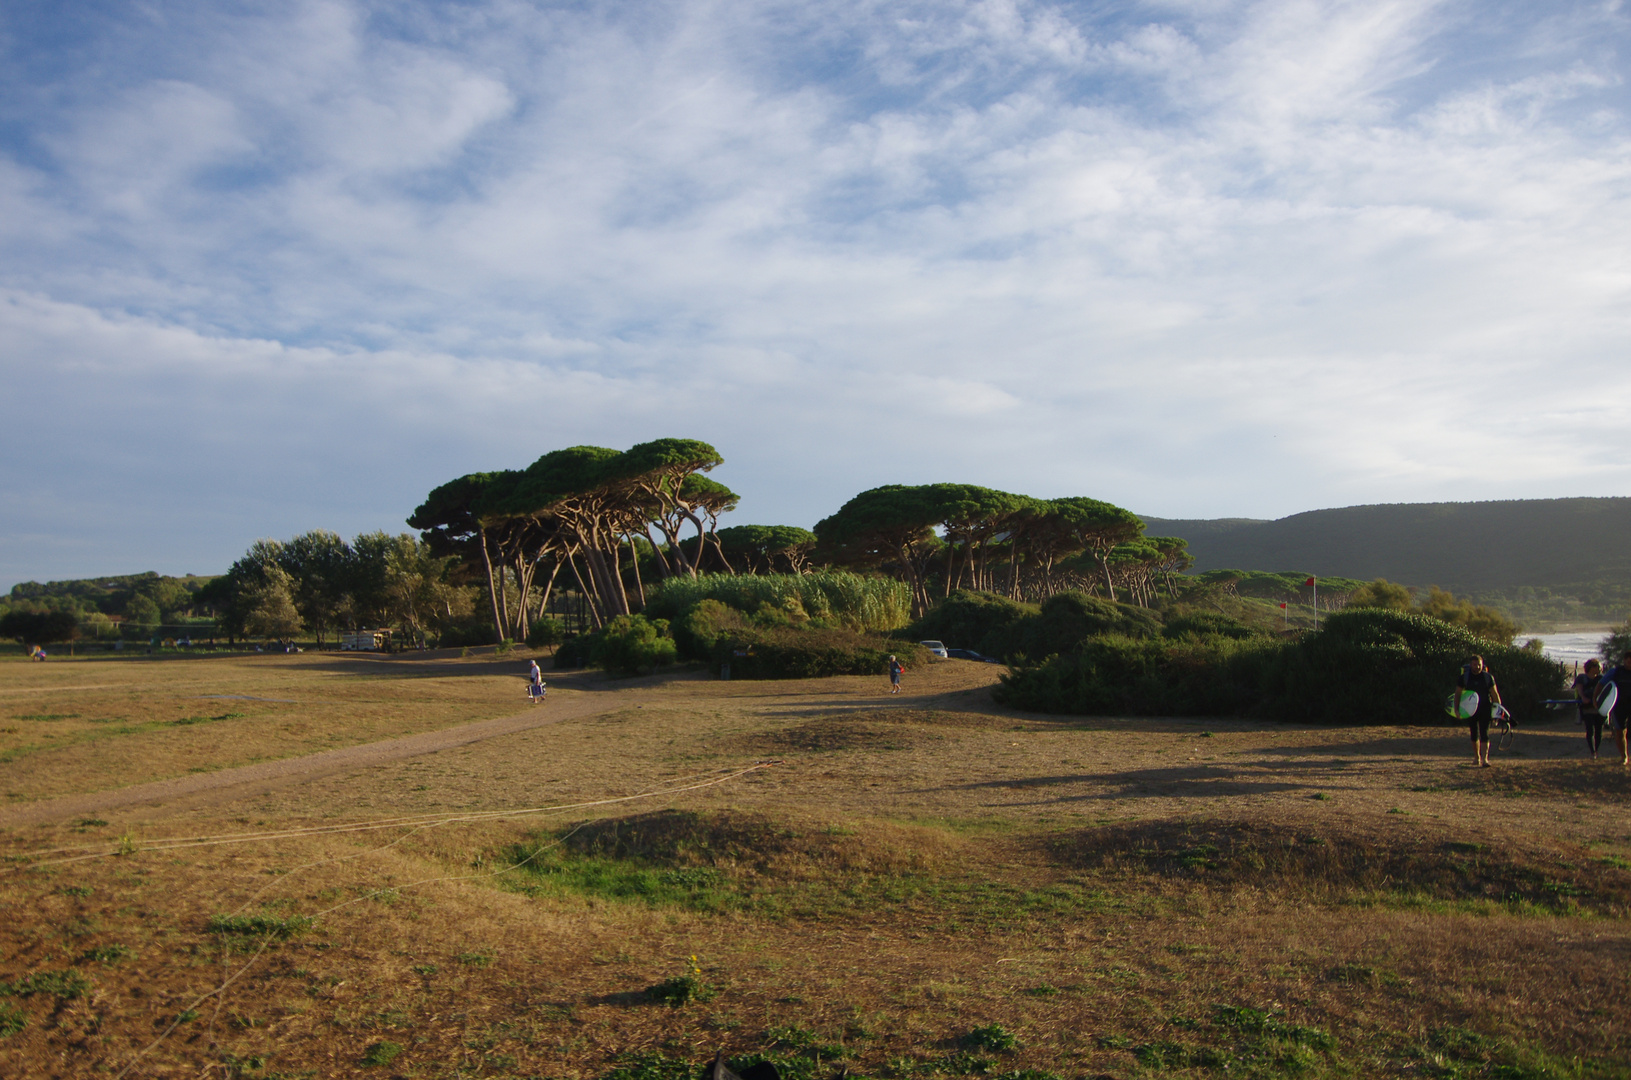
1141 498 1631 592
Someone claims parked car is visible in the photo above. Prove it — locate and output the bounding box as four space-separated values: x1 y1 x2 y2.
946 648 998 663
919 640 949 659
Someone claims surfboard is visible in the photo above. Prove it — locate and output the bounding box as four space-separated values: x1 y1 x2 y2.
1444 689 1479 719
1596 682 1618 717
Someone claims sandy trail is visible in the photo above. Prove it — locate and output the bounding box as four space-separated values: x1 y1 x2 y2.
0 689 624 828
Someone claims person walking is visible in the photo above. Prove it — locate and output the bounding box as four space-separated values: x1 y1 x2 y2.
1456 654 1501 768
1603 650 1631 766
527 659 545 704
887 654 903 695
1574 659 1606 760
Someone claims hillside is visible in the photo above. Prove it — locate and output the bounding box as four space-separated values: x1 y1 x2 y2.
1144 498 1631 623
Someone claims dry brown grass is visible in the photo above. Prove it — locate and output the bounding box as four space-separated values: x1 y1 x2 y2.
0 650 551 803
0 652 1629 1079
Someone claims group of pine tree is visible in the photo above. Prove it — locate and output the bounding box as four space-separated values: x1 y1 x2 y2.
3 437 1586 722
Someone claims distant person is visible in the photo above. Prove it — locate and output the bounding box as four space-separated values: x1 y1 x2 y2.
1455 654 1500 768
1574 659 1606 760
887 654 903 695
1604 651 1631 766
528 659 545 703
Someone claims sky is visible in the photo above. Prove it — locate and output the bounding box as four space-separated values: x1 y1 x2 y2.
3 0 1630 590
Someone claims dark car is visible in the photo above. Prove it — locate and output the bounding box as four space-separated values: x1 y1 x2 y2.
945 648 998 663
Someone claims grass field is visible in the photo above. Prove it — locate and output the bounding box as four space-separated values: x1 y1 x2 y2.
0 650 1628 1079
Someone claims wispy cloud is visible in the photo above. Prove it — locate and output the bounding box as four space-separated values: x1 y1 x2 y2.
1 0 1629 585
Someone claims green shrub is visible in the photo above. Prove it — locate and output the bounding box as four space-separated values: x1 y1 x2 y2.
910 589 1160 662
553 634 597 669
1257 608 1563 724
716 628 929 680
592 615 677 677
673 599 750 661
434 617 496 649
646 571 911 632
996 634 1273 717
907 590 1036 654
981 591 1160 661
1161 613 1266 641
525 617 565 648
996 608 1564 722
1600 620 1631 664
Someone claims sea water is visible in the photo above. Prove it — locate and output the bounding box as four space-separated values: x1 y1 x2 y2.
1514 630 1611 666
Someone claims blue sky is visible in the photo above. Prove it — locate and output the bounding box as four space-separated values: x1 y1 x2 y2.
3 0 1629 589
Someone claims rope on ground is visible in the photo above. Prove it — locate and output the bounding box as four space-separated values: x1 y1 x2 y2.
108 760 779 1080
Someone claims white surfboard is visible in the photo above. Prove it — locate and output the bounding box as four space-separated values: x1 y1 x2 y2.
1595 682 1618 717
1444 689 1479 719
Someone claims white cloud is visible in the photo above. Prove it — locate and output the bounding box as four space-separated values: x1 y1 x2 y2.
2 0 1631 586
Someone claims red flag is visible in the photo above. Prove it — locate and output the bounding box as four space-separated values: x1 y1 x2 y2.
1278 602 1287 609
1304 577 1316 586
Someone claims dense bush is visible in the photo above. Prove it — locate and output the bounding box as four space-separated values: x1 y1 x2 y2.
1599 621 1631 663
1161 612 1267 641
1347 581 1522 645
986 592 1162 662
905 590 1035 654
553 634 596 670
996 634 1274 717
525 616 565 648
996 608 1565 723
907 589 1161 662
645 571 910 633
0 609 81 646
714 628 929 680
593 615 677 677
673 599 749 661
1259 608 1563 724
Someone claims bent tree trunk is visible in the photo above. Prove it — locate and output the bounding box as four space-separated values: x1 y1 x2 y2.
478 526 505 644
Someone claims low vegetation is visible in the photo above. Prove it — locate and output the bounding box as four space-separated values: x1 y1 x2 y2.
0 650 1627 1079
998 607 1564 720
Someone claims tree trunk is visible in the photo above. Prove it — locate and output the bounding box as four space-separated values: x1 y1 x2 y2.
534 558 565 624
565 548 604 630
645 528 673 580
625 533 648 610
478 526 505 644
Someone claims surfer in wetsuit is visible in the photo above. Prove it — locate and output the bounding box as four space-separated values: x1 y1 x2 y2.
1455 655 1500 768
1604 651 1631 766
1573 659 1605 760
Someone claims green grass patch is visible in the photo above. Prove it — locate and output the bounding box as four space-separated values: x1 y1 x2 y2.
174 712 246 726
0 1003 25 1038
504 840 1129 929
81 943 134 964
963 1024 1018 1052
1 969 91 1000
207 913 314 939
361 1041 403 1067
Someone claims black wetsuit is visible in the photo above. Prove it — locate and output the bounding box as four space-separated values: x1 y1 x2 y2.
1574 673 1604 754
1457 669 1496 742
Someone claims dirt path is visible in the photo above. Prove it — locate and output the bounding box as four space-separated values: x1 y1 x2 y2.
0 689 624 828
